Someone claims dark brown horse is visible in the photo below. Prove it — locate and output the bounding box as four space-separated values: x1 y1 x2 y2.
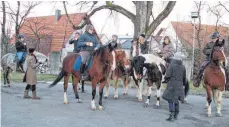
49 44 116 110
202 39 227 117
104 49 131 99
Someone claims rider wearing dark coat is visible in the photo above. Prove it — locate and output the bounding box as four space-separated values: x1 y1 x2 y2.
139 34 149 54
69 32 81 53
194 32 229 87
15 34 27 72
16 34 27 52
77 25 100 80
162 53 186 121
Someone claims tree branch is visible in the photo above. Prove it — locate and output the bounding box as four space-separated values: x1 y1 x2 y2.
219 1 229 12
88 4 136 22
146 1 176 37
63 1 76 29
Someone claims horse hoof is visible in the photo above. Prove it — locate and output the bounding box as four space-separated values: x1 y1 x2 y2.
207 114 211 117
216 113 222 117
91 106 96 110
123 92 128 95
104 96 108 99
114 96 118 99
76 99 82 103
143 103 149 108
138 98 142 102
8 85 11 87
98 105 104 110
3 84 7 87
64 102 69 104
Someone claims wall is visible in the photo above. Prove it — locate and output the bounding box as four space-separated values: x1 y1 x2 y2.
49 51 61 75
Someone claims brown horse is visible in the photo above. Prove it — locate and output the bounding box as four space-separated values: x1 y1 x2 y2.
104 49 131 99
202 39 227 117
49 43 117 110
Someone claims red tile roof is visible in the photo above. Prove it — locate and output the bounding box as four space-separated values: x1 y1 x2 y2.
10 13 87 54
171 21 229 48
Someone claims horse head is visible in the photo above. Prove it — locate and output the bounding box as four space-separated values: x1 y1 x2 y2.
131 56 146 80
94 43 116 71
115 49 130 70
211 39 226 66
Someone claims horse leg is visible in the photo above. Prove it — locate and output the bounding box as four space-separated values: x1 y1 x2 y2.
122 76 129 95
206 84 212 117
63 75 70 104
3 69 7 87
155 80 161 107
81 81 85 93
104 78 110 99
78 80 81 90
91 80 97 110
114 76 119 99
138 79 144 102
216 90 223 117
144 81 152 107
72 75 82 103
98 79 106 110
6 68 11 87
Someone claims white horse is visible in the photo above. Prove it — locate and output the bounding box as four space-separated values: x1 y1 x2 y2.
1 51 49 87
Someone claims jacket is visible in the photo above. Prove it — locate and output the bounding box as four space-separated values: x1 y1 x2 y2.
162 59 186 103
77 32 100 52
203 41 215 60
69 39 80 53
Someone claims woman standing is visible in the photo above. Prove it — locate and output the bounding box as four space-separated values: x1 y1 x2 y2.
162 53 186 121
23 48 42 99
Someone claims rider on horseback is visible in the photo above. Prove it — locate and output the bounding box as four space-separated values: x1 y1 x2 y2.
157 36 175 64
194 32 229 87
78 25 100 80
15 34 27 72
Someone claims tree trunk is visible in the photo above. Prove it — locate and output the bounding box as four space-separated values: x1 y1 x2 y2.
1 1 6 56
15 1 20 42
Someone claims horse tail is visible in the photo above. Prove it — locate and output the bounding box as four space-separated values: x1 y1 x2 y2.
184 78 190 97
49 70 65 88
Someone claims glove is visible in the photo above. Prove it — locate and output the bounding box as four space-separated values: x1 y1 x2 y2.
162 77 170 83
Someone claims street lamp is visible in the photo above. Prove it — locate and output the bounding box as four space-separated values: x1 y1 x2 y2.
191 12 198 80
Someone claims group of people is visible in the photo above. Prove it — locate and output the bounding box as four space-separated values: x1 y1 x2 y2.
15 24 227 121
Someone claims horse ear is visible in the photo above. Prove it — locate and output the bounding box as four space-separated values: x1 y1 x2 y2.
222 39 225 46
139 56 146 63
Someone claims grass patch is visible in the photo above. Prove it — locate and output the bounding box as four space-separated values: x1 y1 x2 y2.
0 72 69 83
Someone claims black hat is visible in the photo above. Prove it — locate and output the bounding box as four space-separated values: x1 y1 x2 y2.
140 34 145 38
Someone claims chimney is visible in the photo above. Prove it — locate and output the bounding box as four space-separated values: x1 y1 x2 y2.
55 9 61 21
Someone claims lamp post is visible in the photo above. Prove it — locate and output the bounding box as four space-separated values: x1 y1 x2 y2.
191 12 198 80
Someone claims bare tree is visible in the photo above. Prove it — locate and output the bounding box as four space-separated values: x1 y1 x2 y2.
207 3 225 32
23 17 54 51
6 1 41 42
1 1 7 56
218 1 229 13
63 1 176 57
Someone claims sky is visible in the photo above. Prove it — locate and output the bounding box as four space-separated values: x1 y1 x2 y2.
1 1 229 38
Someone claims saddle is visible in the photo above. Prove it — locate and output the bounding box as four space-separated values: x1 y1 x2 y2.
15 52 26 63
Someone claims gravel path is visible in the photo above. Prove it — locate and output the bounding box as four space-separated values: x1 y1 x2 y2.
1 82 229 127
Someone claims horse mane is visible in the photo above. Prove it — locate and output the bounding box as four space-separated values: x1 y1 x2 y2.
94 45 107 57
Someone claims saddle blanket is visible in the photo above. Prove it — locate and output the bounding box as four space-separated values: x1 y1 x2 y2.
16 52 25 62
73 56 93 71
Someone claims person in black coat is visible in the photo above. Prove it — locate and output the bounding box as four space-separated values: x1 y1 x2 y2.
138 34 149 54
162 53 186 121
69 32 81 53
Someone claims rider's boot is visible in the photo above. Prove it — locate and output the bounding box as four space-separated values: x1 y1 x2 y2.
193 63 206 87
80 63 87 80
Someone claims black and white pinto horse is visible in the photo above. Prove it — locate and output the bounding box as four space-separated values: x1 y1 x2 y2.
131 54 166 107
1 52 49 87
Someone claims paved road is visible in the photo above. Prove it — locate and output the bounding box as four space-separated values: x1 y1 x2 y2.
1 82 229 127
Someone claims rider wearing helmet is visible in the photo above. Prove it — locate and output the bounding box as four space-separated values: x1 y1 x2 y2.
15 34 27 72
77 24 100 80
194 32 229 87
